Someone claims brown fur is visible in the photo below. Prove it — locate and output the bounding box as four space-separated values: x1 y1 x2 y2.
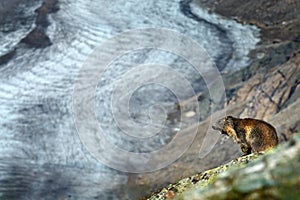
212 116 279 155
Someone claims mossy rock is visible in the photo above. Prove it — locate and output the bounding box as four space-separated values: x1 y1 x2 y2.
145 153 260 200
145 133 300 200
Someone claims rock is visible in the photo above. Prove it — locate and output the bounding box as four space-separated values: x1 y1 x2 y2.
20 27 52 48
269 99 300 140
35 0 59 28
145 154 260 200
4 0 59 50
228 52 300 120
22 0 59 47
177 133 300 200
145 133 300 200
35 0 59 14
195 0 300 43
35 13 50 28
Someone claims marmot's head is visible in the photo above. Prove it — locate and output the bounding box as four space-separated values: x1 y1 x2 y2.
212 116 236 136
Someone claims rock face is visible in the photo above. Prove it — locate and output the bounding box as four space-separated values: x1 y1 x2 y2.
144 154 261 200
20 27 52 48
35 0 59 28
0 0 59 62
20 0 59 48
195 0 300 43
228 52 300 121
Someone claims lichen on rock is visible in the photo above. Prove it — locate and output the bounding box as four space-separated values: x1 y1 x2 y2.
145 133 300 200
145 153 260 200
177 133 300 200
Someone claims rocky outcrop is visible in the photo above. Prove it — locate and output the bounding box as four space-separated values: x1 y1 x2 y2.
0 0 59 64
228 52 300 121
145 133 300 200
195 0 300 44
144 154 261 200
35 0 59 28
20 0 59 48
20 27 52 48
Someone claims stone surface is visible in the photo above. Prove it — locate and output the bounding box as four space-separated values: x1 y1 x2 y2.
228 52 300 121
177 133 300 200
2 0 58 50
145 133 300 200
20 27 52 48
144 154 261 200
20 0 59 48
35 0 59 28
195 0 300 44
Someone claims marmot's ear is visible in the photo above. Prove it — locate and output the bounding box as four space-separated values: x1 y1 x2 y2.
227 116 233 119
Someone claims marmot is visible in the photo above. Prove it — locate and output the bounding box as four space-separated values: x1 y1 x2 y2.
212 116 279 155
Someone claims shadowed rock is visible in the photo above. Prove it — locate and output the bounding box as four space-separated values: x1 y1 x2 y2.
21 27 52 48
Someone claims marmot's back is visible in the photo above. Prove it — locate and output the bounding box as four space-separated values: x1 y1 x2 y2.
239 118 278 152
